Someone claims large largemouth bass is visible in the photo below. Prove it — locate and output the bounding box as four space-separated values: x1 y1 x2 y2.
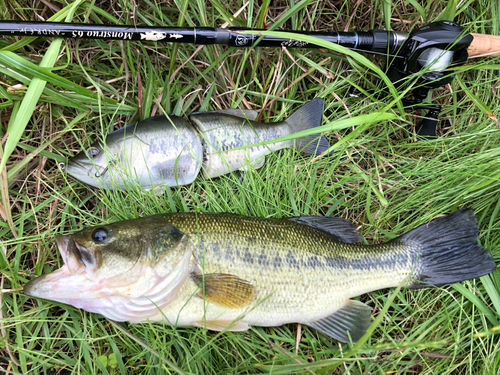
65 98 329 190
24 209 496 342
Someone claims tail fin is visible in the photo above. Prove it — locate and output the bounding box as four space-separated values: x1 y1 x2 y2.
285 98 330 156
398 208 496 288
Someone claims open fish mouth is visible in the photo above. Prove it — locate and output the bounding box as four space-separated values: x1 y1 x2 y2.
23 235 100 303
55 234 89 274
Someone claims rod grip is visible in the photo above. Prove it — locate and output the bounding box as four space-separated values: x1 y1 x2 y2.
468 33 500 58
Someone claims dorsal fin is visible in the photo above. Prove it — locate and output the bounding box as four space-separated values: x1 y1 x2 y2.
190 108 258 121
288 216 363 243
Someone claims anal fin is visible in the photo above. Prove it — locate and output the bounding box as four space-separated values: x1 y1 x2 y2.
306 299 372 343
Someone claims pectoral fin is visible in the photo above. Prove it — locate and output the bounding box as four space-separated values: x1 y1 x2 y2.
191 273 256 309
306 299 372 343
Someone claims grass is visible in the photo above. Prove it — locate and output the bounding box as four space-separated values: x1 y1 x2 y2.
0 0 499 373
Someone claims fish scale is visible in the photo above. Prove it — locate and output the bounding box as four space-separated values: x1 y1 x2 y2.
161 214 412 323
24 209 496 342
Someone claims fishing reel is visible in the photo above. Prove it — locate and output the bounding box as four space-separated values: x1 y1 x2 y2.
352 21 473 136
388 21 472 97
388 21 473 136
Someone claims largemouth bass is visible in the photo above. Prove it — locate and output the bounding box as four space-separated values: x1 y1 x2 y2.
64 98 329 190
24 209 496 343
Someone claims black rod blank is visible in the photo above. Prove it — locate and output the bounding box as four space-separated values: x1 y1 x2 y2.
0 21 406 53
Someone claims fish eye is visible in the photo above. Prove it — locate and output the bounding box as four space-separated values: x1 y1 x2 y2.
87 147 100 159
91 228 109 243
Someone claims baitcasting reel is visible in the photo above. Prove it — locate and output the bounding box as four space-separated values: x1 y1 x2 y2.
387 21 473 136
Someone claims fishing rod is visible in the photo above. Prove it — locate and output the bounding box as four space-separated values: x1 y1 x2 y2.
0 19 408 52
1 19 499 55
1 20 499 136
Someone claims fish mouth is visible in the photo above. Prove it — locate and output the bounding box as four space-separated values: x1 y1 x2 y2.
66 159 110 187
67 158 88 169
23 236 98 303
54 234 87 274
23 266 74 299
67 159 98 177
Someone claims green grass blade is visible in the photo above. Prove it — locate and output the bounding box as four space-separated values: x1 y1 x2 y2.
456 75 499 127
0 52 135 111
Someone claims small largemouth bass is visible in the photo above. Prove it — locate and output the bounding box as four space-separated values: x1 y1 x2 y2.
24 209 495 342
65 98 329 190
